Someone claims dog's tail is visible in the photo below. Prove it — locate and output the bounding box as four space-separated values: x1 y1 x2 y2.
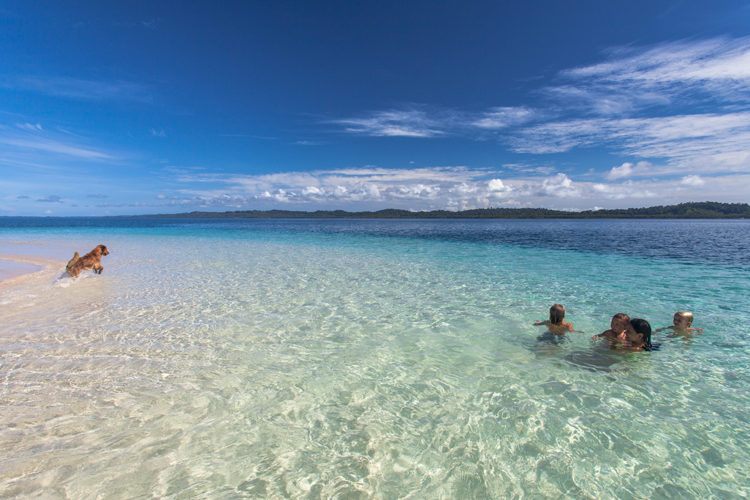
66 252 79 270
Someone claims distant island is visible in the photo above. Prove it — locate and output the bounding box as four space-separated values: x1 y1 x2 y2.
143 201 750 219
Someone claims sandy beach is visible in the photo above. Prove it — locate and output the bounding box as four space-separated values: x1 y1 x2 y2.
0 238 74 288
0 255 61 286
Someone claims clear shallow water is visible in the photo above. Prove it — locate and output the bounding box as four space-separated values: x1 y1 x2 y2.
0 218 748 498
0 260 41 281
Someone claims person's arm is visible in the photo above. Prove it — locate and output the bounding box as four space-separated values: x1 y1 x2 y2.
617 344 644 351
613 331 647 350
593 329 612 339
566 324 584 333
534 320 547 326
653 326 673 333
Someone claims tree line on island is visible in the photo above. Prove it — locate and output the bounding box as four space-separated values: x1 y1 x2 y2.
142 202 750 219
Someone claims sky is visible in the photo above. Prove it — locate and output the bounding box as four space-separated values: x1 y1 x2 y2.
1 0 750 215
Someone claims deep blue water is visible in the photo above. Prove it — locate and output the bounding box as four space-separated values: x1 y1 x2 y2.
2 216 748 268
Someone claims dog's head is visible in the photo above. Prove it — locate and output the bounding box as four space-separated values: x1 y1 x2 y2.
97 244 110 256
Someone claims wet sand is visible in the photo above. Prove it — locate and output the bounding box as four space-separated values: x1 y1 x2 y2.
0 254 63 286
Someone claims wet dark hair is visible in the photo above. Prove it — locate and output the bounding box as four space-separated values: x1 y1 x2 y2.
612 312 630 324
630 318 652 350
549 304 565 325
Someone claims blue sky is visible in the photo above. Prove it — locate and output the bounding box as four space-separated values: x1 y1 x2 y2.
1 1 749 215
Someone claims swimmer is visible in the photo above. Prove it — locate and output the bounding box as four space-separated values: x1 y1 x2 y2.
593 313 631 341
615 318 653 351
534 304 583 334
655 311 703 334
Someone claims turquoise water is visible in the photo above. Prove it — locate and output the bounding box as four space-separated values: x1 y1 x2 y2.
0 219 748 498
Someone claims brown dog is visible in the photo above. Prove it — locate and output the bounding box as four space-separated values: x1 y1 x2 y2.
66 244 110 278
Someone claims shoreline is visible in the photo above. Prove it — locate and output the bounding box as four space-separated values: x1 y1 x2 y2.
0 254 64 286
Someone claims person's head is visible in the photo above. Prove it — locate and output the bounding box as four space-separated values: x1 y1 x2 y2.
673 311 693 329
629 318 652 349
611 313 631 332
549 304 566 325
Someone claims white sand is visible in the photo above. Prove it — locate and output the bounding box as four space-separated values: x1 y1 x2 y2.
0 254 63 286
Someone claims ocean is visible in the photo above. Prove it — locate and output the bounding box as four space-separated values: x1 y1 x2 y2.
1 217 748 498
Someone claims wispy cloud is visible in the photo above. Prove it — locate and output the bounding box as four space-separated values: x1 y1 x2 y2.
506 37 750 175
332 108 445 137
0 136 113 160
1 120 116 163
512 112 750 175
561 36 750 106
15 122 43 131
4 76 152 103
471 107 536 129
329 37 750 185
331 105 536 138
37 195 63 203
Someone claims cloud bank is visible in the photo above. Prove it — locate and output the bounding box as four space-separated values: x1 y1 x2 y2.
164 165 749 212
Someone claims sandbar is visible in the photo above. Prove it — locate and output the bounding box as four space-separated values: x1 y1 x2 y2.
0 254 63 286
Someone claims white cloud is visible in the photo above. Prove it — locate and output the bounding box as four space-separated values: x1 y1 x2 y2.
607 162 634 180
178 166 501 208
539 173 581 198
472 107 535 129
487 178 510 192
302 186 323 196
606 161 652 180
680 175 705 186
166 165 750 211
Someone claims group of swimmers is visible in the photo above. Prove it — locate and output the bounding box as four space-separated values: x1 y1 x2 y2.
534 304 702 351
